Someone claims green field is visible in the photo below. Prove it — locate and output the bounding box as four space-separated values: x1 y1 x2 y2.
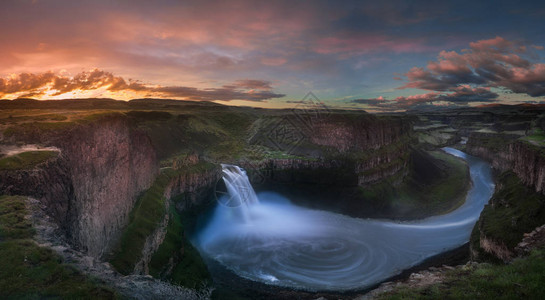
378 249 545 300
0 150 58 170
0 195 117 299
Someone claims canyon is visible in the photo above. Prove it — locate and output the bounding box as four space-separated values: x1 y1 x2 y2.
1 99 545 299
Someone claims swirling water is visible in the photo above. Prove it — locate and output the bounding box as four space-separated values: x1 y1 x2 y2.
194 148 494 291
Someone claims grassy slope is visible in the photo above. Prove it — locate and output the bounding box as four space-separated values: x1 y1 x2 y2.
0 150 58 170
0 195 117 299
378 249 545 300
471 172 545 260
110 162 214 287
109 168 173 274
148 203 211 289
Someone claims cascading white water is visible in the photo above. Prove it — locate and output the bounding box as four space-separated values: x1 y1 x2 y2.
220 164 259 207
195 148 495 291
219 164 260 222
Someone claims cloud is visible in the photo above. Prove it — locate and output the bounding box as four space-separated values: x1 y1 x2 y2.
353 86 498 111
0 69 285 101
394 86 498 106
230 79 273 90
400 36 545 97
351 96 388 106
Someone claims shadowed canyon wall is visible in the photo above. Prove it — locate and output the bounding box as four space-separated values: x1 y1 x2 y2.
0 112 414 262
467 134 545 195
1 114 159 257
245 114 413 188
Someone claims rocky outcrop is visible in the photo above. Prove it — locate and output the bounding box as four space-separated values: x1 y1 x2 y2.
479 235 513 261
0 152 75 233
515 225 545 256
166 164 221 211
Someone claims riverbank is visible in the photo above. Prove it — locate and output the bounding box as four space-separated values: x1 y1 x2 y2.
193 148 494 297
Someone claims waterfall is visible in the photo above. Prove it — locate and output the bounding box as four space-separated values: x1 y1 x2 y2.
219 164 259 220
196 149 495 291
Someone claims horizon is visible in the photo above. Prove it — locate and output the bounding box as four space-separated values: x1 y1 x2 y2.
1 0 545 112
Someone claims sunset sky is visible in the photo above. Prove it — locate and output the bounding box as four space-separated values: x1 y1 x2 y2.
1 0 544 111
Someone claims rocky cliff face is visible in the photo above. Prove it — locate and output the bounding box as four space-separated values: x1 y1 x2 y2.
57 116 158 257
467 133 545 261
246 114 413 188
509 142 545 194
467 134 545 195
1 114 159 258
470 171 545 262
166 164 221 211
0 152 75 232
129 161 220 277
308 115 410 153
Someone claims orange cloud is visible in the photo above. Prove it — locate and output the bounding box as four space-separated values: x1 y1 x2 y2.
0 69 285 102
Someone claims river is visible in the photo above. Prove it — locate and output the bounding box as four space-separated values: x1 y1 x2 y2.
194 148 494 291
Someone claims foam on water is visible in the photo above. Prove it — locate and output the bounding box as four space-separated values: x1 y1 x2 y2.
194 148 494 291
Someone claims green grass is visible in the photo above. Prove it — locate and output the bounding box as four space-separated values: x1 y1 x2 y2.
3 121 75 138
131 111 255 162
149 204 210 289
0 113 68 124
521 127 545 146
0 150 58 170
471 172 545 260
0 195 35 240
1 111 125 145
378 249 545 300
0 195 117 299
109 169 174 274
110 162 216 279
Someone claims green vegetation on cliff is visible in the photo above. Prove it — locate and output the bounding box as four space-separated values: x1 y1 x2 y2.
0 195 117 299
110 162 213 287
521 127 545 146
0 150 58 170
148 203 210 288
471 172 545 261
378 249 545 300
110 168 173 274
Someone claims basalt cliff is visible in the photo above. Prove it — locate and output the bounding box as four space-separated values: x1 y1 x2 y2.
1 114 159 257
0 102 481 298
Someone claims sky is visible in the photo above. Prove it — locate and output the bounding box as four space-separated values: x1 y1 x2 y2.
1 0 545 111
